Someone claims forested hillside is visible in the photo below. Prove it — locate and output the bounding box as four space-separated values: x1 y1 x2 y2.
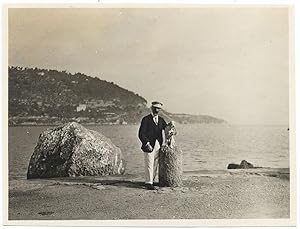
8 66 226 125
9 66 148 125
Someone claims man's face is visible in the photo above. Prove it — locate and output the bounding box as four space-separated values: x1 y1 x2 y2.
151 106 161 115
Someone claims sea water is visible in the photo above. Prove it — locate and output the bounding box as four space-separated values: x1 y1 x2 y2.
8 124 289 180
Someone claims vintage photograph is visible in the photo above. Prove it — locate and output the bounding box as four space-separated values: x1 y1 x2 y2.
5 5 295 226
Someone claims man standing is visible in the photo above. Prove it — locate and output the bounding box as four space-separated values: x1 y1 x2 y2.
138 101 167 190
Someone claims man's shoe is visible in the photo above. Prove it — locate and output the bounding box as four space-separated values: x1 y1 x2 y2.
145 184 155 190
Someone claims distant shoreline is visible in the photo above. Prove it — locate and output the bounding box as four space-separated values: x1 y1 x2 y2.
8 123 136 127
8 123 288 128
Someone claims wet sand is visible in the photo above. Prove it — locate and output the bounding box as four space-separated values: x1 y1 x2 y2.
8 168 289 220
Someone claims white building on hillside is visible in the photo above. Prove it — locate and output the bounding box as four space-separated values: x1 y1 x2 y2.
76 104 87 112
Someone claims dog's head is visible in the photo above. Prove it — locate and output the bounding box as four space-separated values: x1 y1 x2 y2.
165 121 177 139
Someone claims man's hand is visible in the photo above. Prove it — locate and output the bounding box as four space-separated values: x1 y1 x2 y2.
145 142 153 152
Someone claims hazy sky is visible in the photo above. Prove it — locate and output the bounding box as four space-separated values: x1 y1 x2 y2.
8 7 289 125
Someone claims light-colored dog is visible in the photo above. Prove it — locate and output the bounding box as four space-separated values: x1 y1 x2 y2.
164 121 177 148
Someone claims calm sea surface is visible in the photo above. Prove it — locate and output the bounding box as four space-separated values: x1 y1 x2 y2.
8 124 289 180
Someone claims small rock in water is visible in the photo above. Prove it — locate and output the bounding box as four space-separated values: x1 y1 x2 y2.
227 163 239 169
239 160 254 169
227 160 254 169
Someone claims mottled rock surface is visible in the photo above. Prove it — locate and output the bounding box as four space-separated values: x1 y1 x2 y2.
27 122 125 179
159 122 182 187
227 160 254 169
159 145 183 187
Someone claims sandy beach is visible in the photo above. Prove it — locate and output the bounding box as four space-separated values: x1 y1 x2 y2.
8 168 289 220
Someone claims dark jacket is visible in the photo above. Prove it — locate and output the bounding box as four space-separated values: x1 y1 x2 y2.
138 114 167 152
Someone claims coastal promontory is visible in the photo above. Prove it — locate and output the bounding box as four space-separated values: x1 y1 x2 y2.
8 66 226 126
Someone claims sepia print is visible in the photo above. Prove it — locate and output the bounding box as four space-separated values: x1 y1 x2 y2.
4 4 296 227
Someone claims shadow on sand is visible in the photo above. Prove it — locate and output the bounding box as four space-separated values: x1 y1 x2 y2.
95 180 147 189
45 175 150 190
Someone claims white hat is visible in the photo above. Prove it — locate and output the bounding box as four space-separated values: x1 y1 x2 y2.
151 101 163 109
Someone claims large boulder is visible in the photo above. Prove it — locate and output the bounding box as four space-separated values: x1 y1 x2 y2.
27 122 125 179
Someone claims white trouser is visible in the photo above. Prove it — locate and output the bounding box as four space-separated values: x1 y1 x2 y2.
144 140 160 184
